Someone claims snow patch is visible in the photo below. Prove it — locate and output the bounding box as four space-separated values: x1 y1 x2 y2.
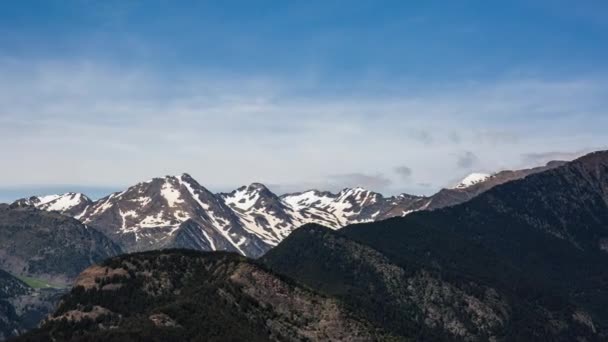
223 187 260 211
453 173 491 189
43 193 86 212
161 182 184 207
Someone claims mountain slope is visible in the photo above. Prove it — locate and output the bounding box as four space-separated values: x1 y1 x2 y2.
426 160 566 211
380 160 566 217
0 269 63 341
0 206 122 285
18 250 389 342
342 151 608 330
0 269 29 340
263 224 600 341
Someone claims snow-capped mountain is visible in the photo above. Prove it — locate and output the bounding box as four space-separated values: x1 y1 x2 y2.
11 176 428 257
75 174 269 257
12 192 92 217
12 161 566 257
282 187 426 227
453 173 492 189
220 183 298 246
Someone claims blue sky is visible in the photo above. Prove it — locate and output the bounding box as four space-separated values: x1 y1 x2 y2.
1 0 607 201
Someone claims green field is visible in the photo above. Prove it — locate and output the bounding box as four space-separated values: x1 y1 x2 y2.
15 275 66 289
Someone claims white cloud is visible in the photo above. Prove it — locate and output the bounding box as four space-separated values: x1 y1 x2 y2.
1 58 607 197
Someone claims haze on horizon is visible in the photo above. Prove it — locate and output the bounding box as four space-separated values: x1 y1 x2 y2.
1 0 607 202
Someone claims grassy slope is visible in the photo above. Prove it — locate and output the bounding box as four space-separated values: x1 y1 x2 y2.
15 275 65 289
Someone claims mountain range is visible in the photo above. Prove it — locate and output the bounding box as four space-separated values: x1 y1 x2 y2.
5 153 607 341
11 161 564 258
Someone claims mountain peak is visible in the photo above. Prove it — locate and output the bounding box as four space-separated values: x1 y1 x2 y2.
453 173 492 189
222 183 274 211
245 182 270 192
12 192 92 216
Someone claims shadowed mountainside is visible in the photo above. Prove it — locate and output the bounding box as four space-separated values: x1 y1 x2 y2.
263 224 601 341
16 250 392 342
0 206 122 285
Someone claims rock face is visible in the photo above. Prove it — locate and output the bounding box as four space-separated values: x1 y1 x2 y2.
0 206 122 285
18 250 387 342
11 161 565 258
342 151 608 337
263 225 598 341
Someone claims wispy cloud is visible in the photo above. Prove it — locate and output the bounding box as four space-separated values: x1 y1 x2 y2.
1 58 607 198
456 151 478 169
394 166 413 180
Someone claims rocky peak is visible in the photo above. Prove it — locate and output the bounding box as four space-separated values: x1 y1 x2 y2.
337 187 382 206
12 192 92 217
74 174 270 257
221 182 282 211
280 190 337 210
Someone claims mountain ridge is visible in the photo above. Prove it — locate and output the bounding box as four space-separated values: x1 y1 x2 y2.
10 161 567 257
340 150 608 331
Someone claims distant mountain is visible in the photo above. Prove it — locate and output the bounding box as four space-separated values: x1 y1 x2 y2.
18 175 427 257
339 151 608 334
18 250 389 341
381 160 567 216
11 161 565 257
75 174 273 257
12 193 91 217
0 206 122 285
219 183 303 245
263 224 600 341
281 187 427 227
452 172 492 189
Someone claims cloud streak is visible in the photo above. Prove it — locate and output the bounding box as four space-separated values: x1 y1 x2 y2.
394 166 413 180
457 151 478 169
0 58 607 198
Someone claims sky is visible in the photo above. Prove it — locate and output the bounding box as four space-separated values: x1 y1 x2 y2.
1 0 607 201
